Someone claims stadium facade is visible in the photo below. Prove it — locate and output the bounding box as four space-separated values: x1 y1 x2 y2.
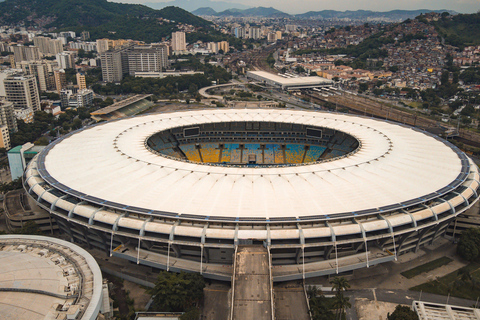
24 109 480 281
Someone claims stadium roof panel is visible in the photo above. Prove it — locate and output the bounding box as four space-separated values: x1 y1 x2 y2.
39 109 465 221
0 235 104 320
247 71 333 89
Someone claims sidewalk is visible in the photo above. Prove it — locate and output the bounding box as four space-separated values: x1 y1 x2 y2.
349 237 466 290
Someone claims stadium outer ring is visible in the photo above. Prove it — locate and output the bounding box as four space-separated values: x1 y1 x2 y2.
24 108 480 281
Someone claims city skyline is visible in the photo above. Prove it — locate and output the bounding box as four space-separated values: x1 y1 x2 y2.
112 0 480 14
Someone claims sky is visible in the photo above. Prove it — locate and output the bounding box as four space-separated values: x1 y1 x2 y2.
115 0 480 14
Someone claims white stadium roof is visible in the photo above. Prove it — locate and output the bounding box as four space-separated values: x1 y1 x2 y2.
0 235 104 320
247 71 332 89
39 109 464 220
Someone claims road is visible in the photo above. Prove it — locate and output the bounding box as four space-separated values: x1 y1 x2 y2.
198 83 241 100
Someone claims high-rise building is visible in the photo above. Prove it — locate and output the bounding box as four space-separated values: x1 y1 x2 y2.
60 88 93 108
0 42 10 52
233 27 245 38
76 88 93 107
100 44 135 82
76 72 86 90
9 55 15 68
49 39 64 55
56 52 75 69
12 45 40 63
250 27 261 40
81 31 90 41
70 42 97 52
20 61 56 92
171 31 186 53
276 31 282 41
0 125 10 150
208 42 218 54
3 73 40 114
267 33 277 43
0 71 13 97
126 45 169 76
54 70 67 94
59 31 76 39
33 36 50 54
0 100 18 134
33 36 63 55
96 39 111 54
100 49 123 82
218 41 229 53
285 25 297 33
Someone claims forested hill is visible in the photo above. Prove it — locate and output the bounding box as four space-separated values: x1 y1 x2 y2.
0 0 211 42
427 12 480 49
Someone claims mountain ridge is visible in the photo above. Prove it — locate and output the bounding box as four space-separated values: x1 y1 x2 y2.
192 7 457 20
0 0 210 28
144 0 250 12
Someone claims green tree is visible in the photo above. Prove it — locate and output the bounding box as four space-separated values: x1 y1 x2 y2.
34 136 49 145
71 118 83 130
332 294 351 320
387 305 418 320
148 271 205 312
295 66 305 73
308 286 335 320
331 277 350 294
266 53 275 67
358 82 369 93
330 277 351 320
179 308 201 320
458 228 480 261
389 66 399 72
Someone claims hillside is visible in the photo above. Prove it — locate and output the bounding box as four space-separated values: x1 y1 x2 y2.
429 12 480 48
0 0 211 42
240 7 290 18
296 9 456 21
215 6 291 18
194 7 456 21
192 7 218 16
145 0 250 12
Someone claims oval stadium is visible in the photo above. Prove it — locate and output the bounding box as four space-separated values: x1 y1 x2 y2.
24 108 480 281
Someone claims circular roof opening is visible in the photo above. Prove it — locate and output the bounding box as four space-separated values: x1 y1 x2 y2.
146 121 360 166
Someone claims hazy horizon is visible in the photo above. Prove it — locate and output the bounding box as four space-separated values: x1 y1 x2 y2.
111 0 480 14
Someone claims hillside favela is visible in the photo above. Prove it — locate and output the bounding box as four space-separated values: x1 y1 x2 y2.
1 0 480 319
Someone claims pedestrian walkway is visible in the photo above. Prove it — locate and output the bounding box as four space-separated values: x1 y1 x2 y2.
231 245 274 320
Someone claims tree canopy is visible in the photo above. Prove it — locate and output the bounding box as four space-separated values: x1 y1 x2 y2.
433 12 480 49
148 271 205 312
93 58 231 97
457 228 480 261
0 0 211 42
330 277 351 320
387 305 418 320
307 286 335 320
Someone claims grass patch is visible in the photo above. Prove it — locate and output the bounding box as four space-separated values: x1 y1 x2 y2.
401 256 453 279
410 262 480 300
407 101 423 109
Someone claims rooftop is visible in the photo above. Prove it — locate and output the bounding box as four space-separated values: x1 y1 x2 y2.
37 108 465 221
247 71 332 87
0 235 104 320
90 94 153 116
